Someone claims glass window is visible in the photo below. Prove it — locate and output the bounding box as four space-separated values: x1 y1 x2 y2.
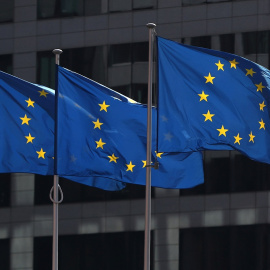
231 155 270 192
37 51 55 89
60 0 84 17
0 0 13 23
37 0 105 19
0 174 11 207
84 0 105 16
190 36 211 49
108 42 148 102
34 175 152 205
182 0 230 6
108 0 155 12
242 31 270 55
109 44 132 66
37 46 107 88
109 0 132 12
34 231 153 270
133 0 155 9
182 0 205 6
180 151 270 196
219 33 235 54
37 0 58 19
0 54 12 74
180 225 270 270
0 239 10 269
132 84 148 104
133 42 148 62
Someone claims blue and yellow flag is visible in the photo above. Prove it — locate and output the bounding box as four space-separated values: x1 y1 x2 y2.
157 36 270 164
56 66 204 189
0 70 125 190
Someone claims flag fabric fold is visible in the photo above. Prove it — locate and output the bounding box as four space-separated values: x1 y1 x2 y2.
157 36 270 164
56 66 204 189
0 70 125 190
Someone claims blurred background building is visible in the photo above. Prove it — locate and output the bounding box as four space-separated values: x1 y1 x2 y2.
0 0 270 269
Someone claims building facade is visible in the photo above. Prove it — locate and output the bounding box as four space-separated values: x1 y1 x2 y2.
0 0 270 269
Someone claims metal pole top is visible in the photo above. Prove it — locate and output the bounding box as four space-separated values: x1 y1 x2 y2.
52 49 63 55
146 23 156 29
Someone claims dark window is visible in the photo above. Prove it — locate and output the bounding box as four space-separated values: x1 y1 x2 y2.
109 44 132 66
38 0 154 19
37 46 107 88
109 0 155 12
190 36 211 49
0 238 10 270
109 42 148 67
132 83 148 104
108 42 148 103
0 54 12 74
219 33 235 54
242 30 270 68
182 0 230 6
180 225 270 270
34 231 153 270
0 0 13 23
242 30 270 55
37 51 55 88
113 84 148 104
231 155 270 192
37 0 103 19
180 152 270 196
0 174 11 207
34 175 153 205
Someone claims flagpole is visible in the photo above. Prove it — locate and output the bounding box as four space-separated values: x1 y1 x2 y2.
144 22 156 270
51 48 63 270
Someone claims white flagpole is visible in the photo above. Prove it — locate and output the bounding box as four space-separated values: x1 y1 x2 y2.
51 49 63 270
144 22 156 270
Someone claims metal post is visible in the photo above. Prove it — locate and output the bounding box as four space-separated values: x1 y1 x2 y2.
144 23 156 270
51 49 63 270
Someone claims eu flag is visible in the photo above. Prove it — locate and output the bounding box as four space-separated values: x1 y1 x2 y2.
56 66 204 189
0 70 125 191
157 36 270 164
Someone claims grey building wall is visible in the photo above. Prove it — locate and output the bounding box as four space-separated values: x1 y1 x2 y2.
0 0 269 269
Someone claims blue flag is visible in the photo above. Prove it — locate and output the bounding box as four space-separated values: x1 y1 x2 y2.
56 66 204 189
0 70 125 190
157 36 270 164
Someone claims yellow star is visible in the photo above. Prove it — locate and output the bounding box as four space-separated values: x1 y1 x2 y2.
198 91 209 102
95 138 106 149
255 82 265 92
20 114 31 125
126 161 135 172
234 133 242 145
259 119 265 130
155 151 164 158
203 110 215 122
246 68 256 77
108 153 119 163
249 131 255 143
217 125 228 137
38 89 48 97
215 60 224 71
259 101 266 111
36 148 46 159
229 59 239 69
99 101 110 112
204 73 215 84
25 133 35 143
93 118 103 129
25 98 35 107
142 160 153 168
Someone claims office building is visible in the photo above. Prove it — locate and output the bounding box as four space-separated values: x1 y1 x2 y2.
0 0 270 269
